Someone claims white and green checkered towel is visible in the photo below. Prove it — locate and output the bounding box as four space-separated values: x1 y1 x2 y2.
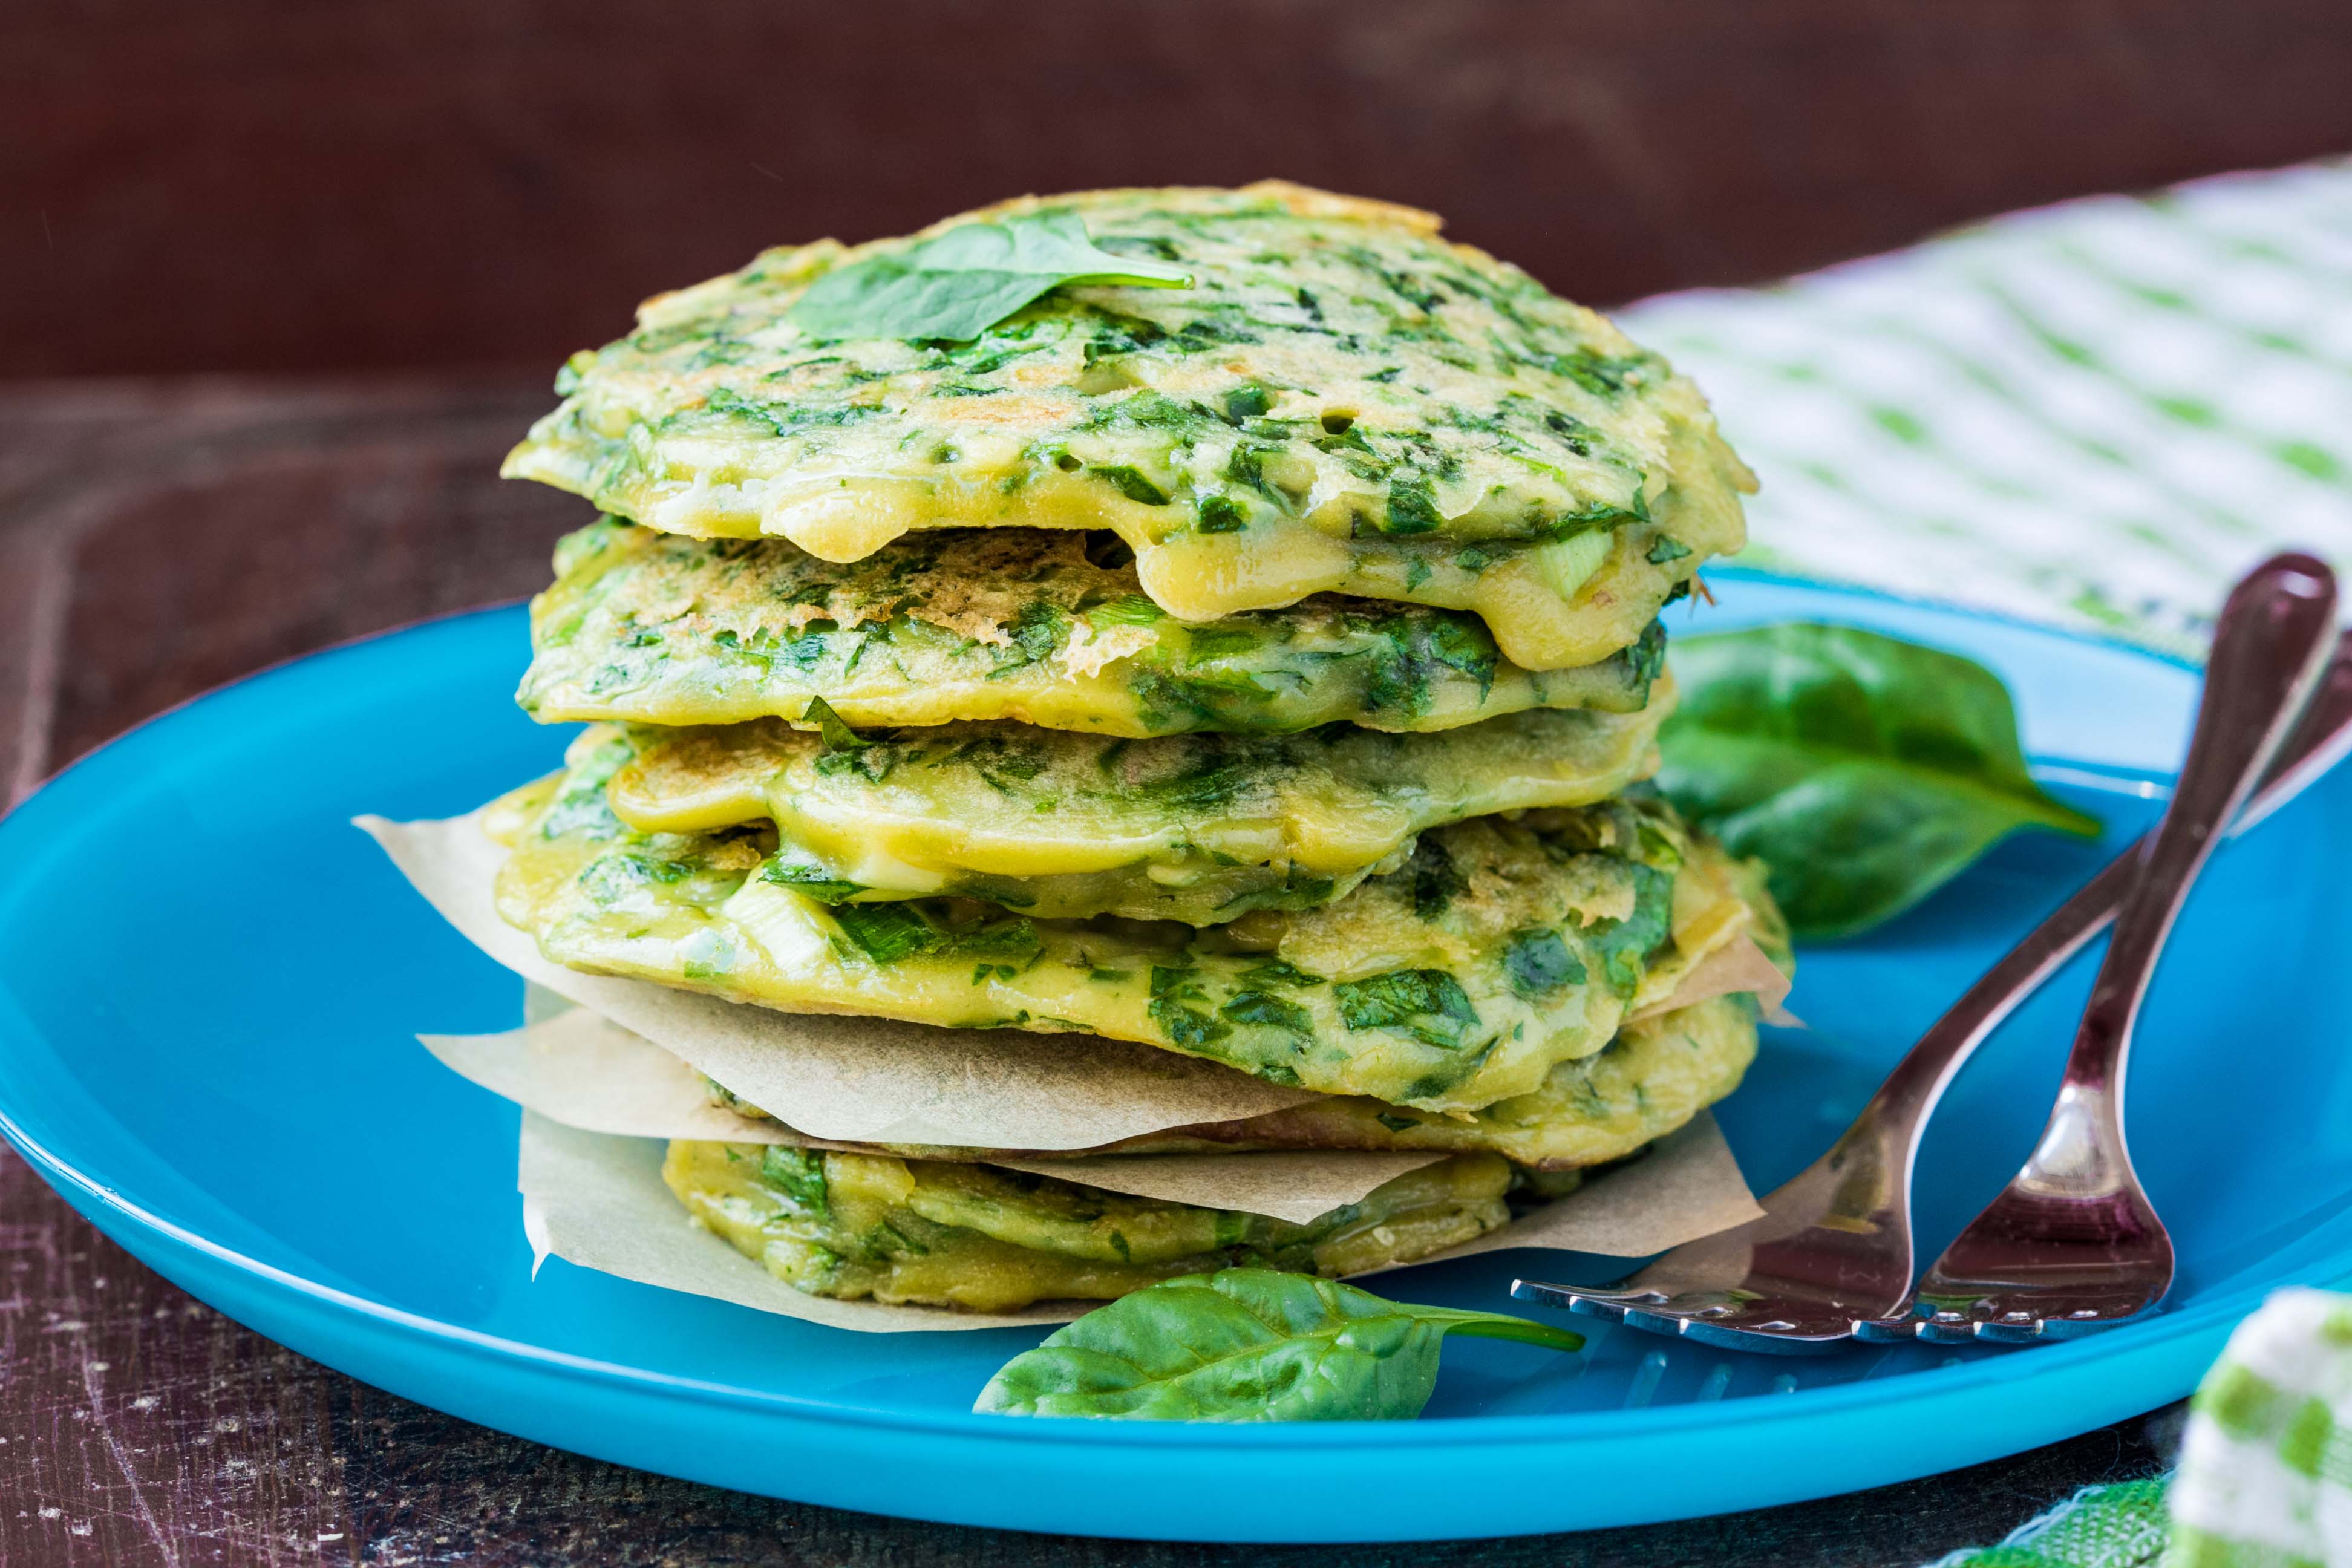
2165 1289 2352 1566
1620 158 2352 658
1919 1289 2352 1566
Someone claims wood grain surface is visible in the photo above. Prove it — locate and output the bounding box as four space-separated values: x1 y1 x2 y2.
10 0 2352 381
0 377 2183 1564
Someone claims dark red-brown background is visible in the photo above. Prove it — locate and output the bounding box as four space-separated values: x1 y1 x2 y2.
2 3 2348 1563
13 0 2352 382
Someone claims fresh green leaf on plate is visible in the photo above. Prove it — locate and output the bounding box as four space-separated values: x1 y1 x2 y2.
786 210 1193 342
1657 622 2102 939
973 1269 1584 1423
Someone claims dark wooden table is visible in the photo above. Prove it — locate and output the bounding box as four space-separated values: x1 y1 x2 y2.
0 378 2182 1564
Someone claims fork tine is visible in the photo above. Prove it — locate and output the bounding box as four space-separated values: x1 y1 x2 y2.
1509 1279 1639 1322
2020 1307 2163 1341
1915 1317 1994 1344
1892 1304 2164 1343
1891 557 2336 1344
1964 1321 2048 1343
1849 1316 1924 1344
1667 1316 1856 1355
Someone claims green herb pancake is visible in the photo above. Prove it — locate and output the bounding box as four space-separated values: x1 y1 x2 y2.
486 751 1772 1112
523 519 1665 735
504 182 1752 671
598 679 1671 923
711 993 1763 1172
663 1142 1515 1312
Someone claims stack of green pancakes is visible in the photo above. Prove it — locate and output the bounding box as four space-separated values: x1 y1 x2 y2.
483 182 1788 1314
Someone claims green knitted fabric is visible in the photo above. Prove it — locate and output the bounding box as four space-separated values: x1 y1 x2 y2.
1926 1481 2173 1568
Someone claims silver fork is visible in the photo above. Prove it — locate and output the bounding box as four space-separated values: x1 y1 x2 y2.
1880 555 2338 1341
1513 554 2344 1353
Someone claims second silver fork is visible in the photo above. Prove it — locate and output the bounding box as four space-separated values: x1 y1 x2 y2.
1514 553 2343 1353
1884 554 2339 1342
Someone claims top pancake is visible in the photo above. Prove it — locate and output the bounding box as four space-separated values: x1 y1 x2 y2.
504 182 1753 671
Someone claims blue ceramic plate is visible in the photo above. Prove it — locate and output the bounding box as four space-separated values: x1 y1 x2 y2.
2 572 2346 1543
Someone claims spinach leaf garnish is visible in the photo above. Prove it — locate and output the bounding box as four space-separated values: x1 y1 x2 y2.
1503 927 1586 998
1146 966 1229 1050
1333 969 1480 1048
786 211 1192 343
757 854 867 904
803 695 870 753
1622 618 1668 688
828 903 942 965
759 1148 831 1218
1195 494 1250 533
1656 622 2102 938
1220 382 1273 422
1582 863 1674 996
1383 479 1443 536
1087 464 1171 506
1236 958 1324 988
1406 837 1465 920
1085 593 1164 627
975 1269 1582 1422
956 915 1042 963
1218 990 1313 1036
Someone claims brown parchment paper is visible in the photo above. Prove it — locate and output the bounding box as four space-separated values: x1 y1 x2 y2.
434 1009 1446 1223
1397 1112 1760 1265
516 1109 1759 1334
1628 933 1800 1027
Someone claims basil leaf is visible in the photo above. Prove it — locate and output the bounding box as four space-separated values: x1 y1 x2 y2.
786 210 1192 342
1656 622 2101 939
974 1269 1583 1422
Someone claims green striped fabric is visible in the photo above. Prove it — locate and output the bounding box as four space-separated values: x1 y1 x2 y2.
1619 159 2352 658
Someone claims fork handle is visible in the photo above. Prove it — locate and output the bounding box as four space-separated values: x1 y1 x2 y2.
2063 556 2338 1092
1864 560 2344 1143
